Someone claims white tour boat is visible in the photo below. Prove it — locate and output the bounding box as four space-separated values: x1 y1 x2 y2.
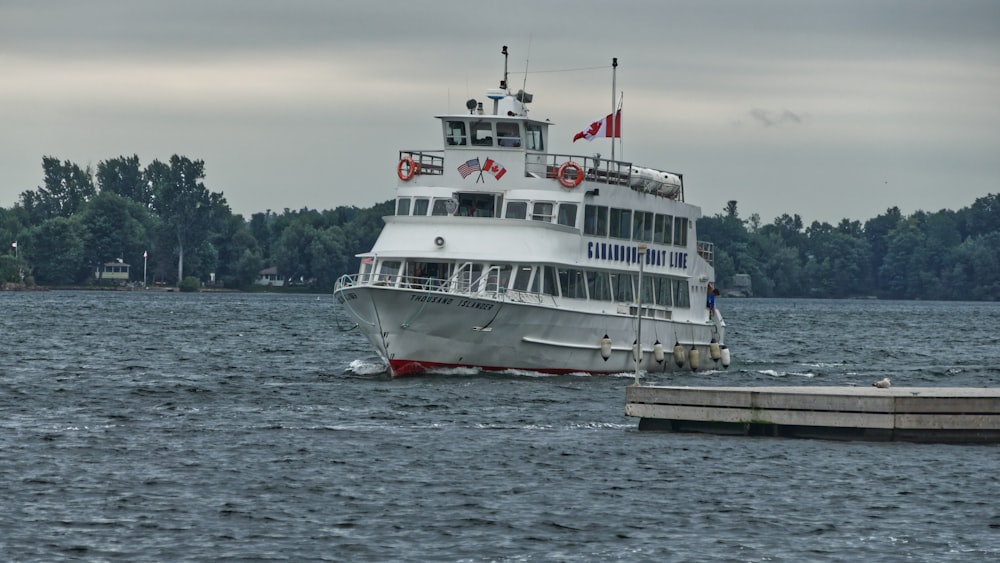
335 49 729 377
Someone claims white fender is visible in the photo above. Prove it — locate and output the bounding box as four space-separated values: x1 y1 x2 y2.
720 345 731 368
599 334 612 361
673 341 686 368
653 340 665 364
710 338 721 361
689 346 700 371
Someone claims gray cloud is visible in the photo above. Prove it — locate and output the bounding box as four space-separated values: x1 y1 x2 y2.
748 109 806 128
1 0 998 224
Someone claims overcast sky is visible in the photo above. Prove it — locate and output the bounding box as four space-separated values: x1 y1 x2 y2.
2 0 998 224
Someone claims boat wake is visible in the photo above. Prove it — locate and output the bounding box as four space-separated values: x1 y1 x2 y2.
346 358 389 376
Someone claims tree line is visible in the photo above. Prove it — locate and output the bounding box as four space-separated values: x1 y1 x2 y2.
2 154 998 299
0 155 389 289
698 196 1000 300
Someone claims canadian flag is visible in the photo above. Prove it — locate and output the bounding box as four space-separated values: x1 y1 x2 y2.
573 110 622 142
482 158 507 180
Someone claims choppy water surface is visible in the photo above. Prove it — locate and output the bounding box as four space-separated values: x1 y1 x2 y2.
1 291 998 561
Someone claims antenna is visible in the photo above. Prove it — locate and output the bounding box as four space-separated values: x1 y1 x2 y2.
521 35 532 94
501 45 509 91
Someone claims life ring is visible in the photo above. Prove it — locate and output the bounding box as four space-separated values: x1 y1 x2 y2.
556 161 583 188
397 157 419 181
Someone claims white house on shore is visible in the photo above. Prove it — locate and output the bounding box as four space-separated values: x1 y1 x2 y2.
255 266 284 287
96 259 130 283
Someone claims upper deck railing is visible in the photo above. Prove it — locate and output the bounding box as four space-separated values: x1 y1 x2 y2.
398 149 684 201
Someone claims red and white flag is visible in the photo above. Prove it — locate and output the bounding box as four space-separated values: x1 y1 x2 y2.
573 110 622 142
482 158 507 180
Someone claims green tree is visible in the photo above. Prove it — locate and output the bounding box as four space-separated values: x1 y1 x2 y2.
864 206 902 293
214 214 261 288
97 155 154 208
78 192 156 281
236 248 265 288
0 255 20 283
19 157 96 225
0 207 27 252
147 155 229 284
23 217 88 284
963 193 1000 237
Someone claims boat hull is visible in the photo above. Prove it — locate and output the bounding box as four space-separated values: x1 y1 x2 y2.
336 284 725 377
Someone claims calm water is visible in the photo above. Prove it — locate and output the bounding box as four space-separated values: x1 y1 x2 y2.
1 291 998 562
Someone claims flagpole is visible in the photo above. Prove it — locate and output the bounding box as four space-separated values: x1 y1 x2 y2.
611 57 617 161
143 251 148 288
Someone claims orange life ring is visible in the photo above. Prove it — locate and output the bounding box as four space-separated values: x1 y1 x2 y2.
397 157 419 181
557 161 583 188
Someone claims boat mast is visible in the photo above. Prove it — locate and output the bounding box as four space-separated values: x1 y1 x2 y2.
611 57 617 161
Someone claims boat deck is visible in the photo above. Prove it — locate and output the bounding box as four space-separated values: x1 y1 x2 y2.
626 385 1000 443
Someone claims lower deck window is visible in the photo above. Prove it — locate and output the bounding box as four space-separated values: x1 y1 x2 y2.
366 259 691 308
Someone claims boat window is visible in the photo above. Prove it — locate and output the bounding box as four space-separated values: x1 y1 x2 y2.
673 217 688 246
512 265 532 291
422 262 449 287
633 211 653 242
486 264 513 292
525 123 544 151
532 202 554 222
609 208 632 239
473 199 491 217
471 121 493 146
656 276 672 307
557 203 578 228
529 266 541 293
431 198 453 216
358 259 373 283
496 122 521 147
377 261 401 285
413 198 429 216
584 205 608 236
612 272 633 302
638 273 655 304
673 280 690 307
396 197 411 216
655 214 672 244
505 201 528 219
586 270 613 301
445 120 468 146
541 266 559 296
558 268 587 299
457 197 474 216
454 263 483 293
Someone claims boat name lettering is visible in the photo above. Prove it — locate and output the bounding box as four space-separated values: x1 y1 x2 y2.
457 300 495 311
586 241 687 269
410 295 455 305
408 294 495 311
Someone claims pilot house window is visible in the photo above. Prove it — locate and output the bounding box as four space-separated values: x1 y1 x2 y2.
445 121 467 146
496 122 521 147
472 122 493 146
525 123 544 150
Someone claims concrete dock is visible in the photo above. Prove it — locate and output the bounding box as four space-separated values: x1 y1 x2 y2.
626 385 1000 443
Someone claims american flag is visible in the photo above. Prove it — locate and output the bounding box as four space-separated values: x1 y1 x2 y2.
457 158 480 178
